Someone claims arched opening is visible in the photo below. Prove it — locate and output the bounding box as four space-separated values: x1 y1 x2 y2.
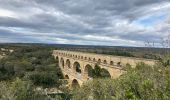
84 64 93 78
73 62 81 73
103 60 107 64
66 59 71 68
55 56 59 63
98 59 101 64
55 56 59 67
88 57 91 61
93 58 96 62
60 58 64 68
100 68 111 78
110 61 114 65
117 62 121 67
65 75 69 79
92 64 111 78
85 57 87 60
81 56 83 59
72 79 80 88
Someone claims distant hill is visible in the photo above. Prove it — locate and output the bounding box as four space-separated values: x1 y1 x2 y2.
0 43 169 60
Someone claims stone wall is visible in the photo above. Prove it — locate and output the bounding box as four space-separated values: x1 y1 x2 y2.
52 50 156 86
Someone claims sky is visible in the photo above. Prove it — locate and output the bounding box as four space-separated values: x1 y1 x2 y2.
0 0 170 47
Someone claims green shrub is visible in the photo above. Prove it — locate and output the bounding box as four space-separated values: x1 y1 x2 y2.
29 72 61 88
0 78 46 100
72 63 170 100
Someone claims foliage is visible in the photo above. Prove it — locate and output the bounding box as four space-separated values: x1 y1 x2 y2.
0 45 63 88
160 54 170 67
87 64 111 78
72 62 170 100
123 63 132 71
0 78 47 100
29 71 61 88
1 44 169 100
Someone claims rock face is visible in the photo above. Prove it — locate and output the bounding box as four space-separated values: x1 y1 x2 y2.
52 50 156 86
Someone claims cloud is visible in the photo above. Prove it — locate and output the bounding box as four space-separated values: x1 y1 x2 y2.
0 0 170 47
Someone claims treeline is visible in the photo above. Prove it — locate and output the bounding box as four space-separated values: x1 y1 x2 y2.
0 43 165 59
59 46 163 60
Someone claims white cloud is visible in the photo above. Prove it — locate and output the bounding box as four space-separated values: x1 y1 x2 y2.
0 0 170 47
0 9 17 18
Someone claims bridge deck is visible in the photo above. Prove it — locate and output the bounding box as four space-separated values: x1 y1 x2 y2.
53 50 156 67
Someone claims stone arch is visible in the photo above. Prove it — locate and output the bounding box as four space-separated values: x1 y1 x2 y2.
84 57 87 60
100 68 111 78
81 56 83 59
55 56 59 62
93 58 96 62
65 75 69 79
103 60 107 64
66 59 71 68
110 61 114 65
117 62 121 67
84 64 93 78
98 59 101 64
73 62 81 73
72 79 80 88
88 57 91 61
60 58 64 68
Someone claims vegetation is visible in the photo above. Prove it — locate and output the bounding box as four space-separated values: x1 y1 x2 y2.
0 45 63 88
0 44 170 100
0 78 47 100
87 64 111 78
72 62 170 100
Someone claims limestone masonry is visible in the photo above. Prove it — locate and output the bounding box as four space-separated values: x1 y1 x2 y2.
52 50 156 86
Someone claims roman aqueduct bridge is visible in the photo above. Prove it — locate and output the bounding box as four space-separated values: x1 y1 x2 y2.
52 50 156 87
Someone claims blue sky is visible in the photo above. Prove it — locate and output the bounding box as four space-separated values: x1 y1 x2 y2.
134 14 167 27
0 0 170 47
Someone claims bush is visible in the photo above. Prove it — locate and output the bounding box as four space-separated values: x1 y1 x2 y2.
29 72 61 88
0 78 45 100
91 64 111 78
72 63 170 100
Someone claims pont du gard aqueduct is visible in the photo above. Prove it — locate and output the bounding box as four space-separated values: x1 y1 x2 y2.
52 50 156 87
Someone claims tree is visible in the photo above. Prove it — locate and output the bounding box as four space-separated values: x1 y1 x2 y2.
92 64 111 78
0 78 46 100
29 72 61 88
72 62 170 100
